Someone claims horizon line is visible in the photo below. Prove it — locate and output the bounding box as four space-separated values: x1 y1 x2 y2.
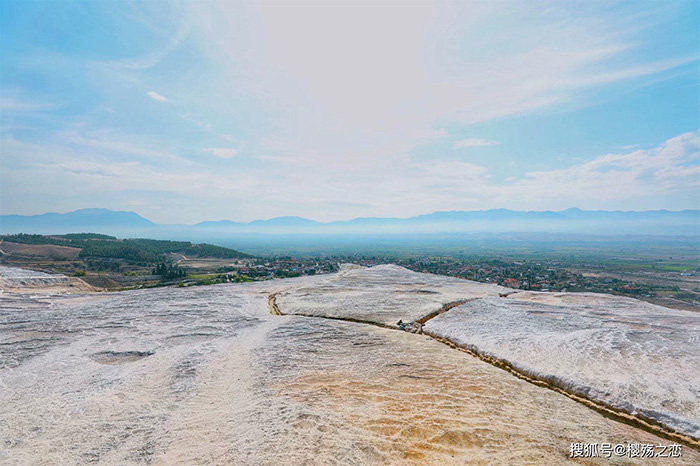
2 206 699 227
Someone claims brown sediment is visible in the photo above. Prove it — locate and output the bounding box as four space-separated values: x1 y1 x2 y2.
269 293 700 451
422 330 700 451
280 370 491 464
268 293 395 330
415 299 473 325
268 293 282 315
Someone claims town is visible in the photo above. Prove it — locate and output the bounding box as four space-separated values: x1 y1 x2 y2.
0 233 695 310
195 253 696 310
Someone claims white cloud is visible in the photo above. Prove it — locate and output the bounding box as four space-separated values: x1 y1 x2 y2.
454 138 500 148
420 127 449 141
146 91 168 102
0 94 58 112
61 129 185 162
181 1 694 165
3 130 697 222
2 2 697 222
202 147 238 159
179 113 212 131
496 131 700 205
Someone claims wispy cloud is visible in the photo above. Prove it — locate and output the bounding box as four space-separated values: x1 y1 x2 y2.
0 95 58 112
3 129 697 222
181 1 695 165
426 128 449 139
62 129 184 162
179 113 211 131
146 91 168 102
1 1 697 222
499 131 700 205
454 138 499 148
202 147 238 159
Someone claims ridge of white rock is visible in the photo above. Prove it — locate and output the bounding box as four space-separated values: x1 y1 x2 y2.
0 265 94 293
0 265 70 286
275 264 511 326
424 293 700 440
1 264 698 463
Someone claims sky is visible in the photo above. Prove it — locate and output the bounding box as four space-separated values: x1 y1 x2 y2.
1 0 698 223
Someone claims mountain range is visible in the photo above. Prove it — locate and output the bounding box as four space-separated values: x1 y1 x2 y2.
1 208 698 238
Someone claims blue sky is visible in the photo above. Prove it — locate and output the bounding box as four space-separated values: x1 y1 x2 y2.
1 0 698 223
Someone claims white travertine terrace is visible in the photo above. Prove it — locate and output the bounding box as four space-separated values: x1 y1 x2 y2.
424 292 700 439
0 265 698 464
0 265 71 287
274 264 511 326
0 265 94 293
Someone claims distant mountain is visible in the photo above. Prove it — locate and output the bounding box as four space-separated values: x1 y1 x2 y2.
248 216 322 227
195 220 242 227
0 208 154 235
1 207 698 237
409 209 567 222
558 207 700 220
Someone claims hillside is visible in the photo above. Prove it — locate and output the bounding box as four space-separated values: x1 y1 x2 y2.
0 234 252 262
0 208 154 234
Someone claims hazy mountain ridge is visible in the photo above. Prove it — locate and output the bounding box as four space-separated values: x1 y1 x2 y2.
1 207 698 237
1 208 155 231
